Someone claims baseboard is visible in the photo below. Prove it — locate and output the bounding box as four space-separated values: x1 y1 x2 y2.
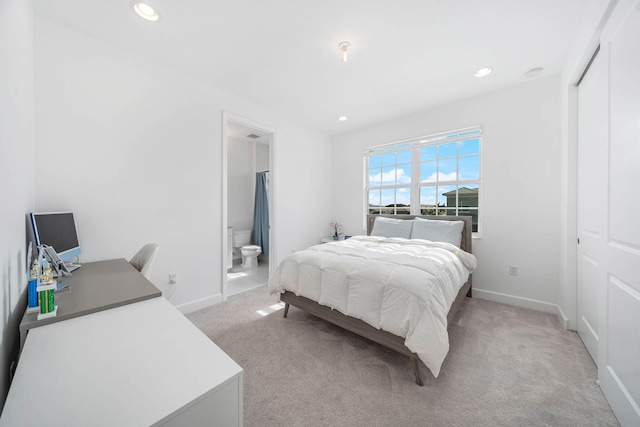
473 288 568 328
176 293 223 314
556 305 570 330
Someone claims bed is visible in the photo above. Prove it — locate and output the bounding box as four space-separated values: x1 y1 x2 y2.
268 214 476 385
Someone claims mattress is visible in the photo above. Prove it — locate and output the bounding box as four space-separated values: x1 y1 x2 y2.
268 235 477 377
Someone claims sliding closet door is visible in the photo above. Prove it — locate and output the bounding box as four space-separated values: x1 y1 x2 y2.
576 49 605 365
598 1 640 423
576 2 640 423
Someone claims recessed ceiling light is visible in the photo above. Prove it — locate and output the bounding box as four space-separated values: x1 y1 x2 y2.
338 41 350 62
474 66 493 78
133 2 159 22
524 67 544 78
337 115 349 121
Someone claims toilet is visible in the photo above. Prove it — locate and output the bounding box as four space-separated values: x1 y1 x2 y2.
233 228 262 268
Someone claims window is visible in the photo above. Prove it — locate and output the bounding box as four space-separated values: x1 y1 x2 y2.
365 127 481 233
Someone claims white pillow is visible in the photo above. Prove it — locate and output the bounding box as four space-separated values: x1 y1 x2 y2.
411 217 464 247
370 216 413 239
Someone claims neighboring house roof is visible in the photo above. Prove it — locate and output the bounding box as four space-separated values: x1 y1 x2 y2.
442 187 479 196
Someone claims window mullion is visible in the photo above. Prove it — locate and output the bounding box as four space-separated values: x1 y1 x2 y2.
410 147 420 215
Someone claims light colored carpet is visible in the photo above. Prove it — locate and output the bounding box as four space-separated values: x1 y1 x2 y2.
187 286 619 427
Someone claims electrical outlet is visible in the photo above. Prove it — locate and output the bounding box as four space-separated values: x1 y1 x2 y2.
509 265 518 276
169 273 177 284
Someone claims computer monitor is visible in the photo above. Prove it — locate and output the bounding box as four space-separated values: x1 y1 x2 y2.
29 212 81 263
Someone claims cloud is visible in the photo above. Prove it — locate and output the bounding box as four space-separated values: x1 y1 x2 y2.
369 168 411 185
421 195 436 204
421 171 457 183
371 187 411 206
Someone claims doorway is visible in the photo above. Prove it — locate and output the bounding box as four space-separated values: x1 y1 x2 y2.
222 113 276 300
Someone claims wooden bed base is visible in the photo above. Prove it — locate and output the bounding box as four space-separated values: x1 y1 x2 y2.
281 280 470 386
281 214 473 386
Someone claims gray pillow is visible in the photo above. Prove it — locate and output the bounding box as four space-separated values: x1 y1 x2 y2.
370 217 413 239
411 217 464 247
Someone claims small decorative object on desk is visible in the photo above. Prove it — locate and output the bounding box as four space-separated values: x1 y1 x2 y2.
27 260 39 310
37 263 58 320
41 263 53 285
330 221 343 241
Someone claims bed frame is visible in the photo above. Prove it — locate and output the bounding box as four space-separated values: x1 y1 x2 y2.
280 214 473 386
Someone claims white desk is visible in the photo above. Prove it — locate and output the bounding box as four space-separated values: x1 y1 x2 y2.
1 298 243 426
19 258 162 351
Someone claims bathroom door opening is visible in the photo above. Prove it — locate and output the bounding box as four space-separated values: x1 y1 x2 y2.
222 115 276 299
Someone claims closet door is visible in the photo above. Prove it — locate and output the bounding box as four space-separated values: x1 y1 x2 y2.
576 49 605 365
598 1 640 423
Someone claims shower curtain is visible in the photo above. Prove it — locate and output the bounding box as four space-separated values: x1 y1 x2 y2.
252 171 269 256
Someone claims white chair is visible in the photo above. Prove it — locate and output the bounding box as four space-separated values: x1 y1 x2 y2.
129 243 159 280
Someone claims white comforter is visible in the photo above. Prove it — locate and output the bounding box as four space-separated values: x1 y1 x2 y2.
268 235 477 377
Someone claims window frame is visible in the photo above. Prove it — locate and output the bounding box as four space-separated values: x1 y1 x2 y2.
364 126 482 236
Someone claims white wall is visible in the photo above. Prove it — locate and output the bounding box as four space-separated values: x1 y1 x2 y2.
227 136 256 234
34 18 333 311
256 141 269 173
227 137 270 237
0 0 35 408
332 76 564 315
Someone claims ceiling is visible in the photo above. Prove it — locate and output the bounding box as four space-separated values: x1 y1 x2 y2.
227 121 271 144
32 0 591 136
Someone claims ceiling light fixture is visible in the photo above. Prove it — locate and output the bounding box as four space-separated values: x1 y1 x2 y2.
133 2 159 22
337 115 349 121
474 66 493 78
338 41 351 62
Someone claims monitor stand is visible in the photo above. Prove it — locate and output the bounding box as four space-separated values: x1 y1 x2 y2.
65 263 82 272
55 282 71 294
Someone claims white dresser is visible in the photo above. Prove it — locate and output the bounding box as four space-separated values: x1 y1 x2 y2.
1 297 243 426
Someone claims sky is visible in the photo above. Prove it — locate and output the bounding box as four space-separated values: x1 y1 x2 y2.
367 137 480 208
